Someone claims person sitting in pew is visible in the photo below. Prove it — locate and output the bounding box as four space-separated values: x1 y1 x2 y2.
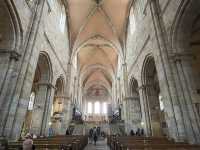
65 129 70 135
141 128 144 136
23 133 34 150
136 128 141 136
130 130 135 136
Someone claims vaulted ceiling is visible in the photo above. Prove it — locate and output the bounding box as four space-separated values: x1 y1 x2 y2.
67 0 132 96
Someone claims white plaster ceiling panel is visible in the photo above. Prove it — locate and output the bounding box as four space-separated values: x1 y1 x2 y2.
78 46 115 71
102 0 130 37
80 64 114 79
86 71 110 84
80 66 113 88
73 9 121 51
67 0 96 43
85 81 110 91
67 0 132 91
82 69 112 88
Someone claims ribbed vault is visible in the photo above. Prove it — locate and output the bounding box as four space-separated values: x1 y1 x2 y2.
67 0 132 101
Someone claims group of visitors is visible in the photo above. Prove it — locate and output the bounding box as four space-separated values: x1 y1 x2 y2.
88 126 103 145
130 128 144 136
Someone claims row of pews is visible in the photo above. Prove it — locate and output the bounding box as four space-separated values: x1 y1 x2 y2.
8 135 88 150
107 135 200 150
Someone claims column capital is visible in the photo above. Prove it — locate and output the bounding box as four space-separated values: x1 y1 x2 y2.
124 96 139 101
138 84 153 90
36 82 56 89
54 95 70 99
169 52 194 63
0 48 21 61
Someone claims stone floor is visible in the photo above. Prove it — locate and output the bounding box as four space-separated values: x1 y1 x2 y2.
84 139 110 150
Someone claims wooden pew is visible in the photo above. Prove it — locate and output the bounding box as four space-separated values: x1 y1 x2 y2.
8 135 88 150
107 135 200 150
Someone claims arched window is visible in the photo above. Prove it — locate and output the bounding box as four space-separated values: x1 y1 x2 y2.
28 92 35 111
59 5 66 33
129 8 136 34
159 94 164 111
102 102 107 114
88 102 92 114
94 101 100 114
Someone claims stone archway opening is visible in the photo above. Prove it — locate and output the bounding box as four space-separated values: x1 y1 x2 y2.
143 56 168 137
21 53 52 136
20 63 41 137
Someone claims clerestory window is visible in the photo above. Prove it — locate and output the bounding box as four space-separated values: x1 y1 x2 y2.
88 102 93 114
129 8 136 35
59 5 66 33
28 92 35 111
94 101 100 114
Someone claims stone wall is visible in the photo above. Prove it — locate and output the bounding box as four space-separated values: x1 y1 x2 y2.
120 0 200 144
0 0 71 139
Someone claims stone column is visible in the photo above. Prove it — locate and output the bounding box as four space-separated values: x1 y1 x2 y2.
115 78 119 103
170 53 200 143
129 96 142 131
50 95 65 135
149 0 186 141
30 82 54 136
138 84 152 136
122 63 130 133
61 96 71 134
65 62 73 123
123 96 141 133
0 0 46 139
72 77 77 105
42 84 55 136
0 50 21 136
146 84 162 136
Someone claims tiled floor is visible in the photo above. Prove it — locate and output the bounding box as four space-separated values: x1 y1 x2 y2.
84 139 110 150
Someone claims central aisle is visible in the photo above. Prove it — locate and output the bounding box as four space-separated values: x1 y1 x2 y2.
84 139 110 150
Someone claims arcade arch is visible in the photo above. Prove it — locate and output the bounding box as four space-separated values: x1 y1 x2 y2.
142 56 168 136
25 53 53 136
171 0 200 142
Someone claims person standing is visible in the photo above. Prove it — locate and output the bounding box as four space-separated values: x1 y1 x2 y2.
65 129 70 135
48 127 54 137
93 127 98 145
130 130 135 136
89 128 93 144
